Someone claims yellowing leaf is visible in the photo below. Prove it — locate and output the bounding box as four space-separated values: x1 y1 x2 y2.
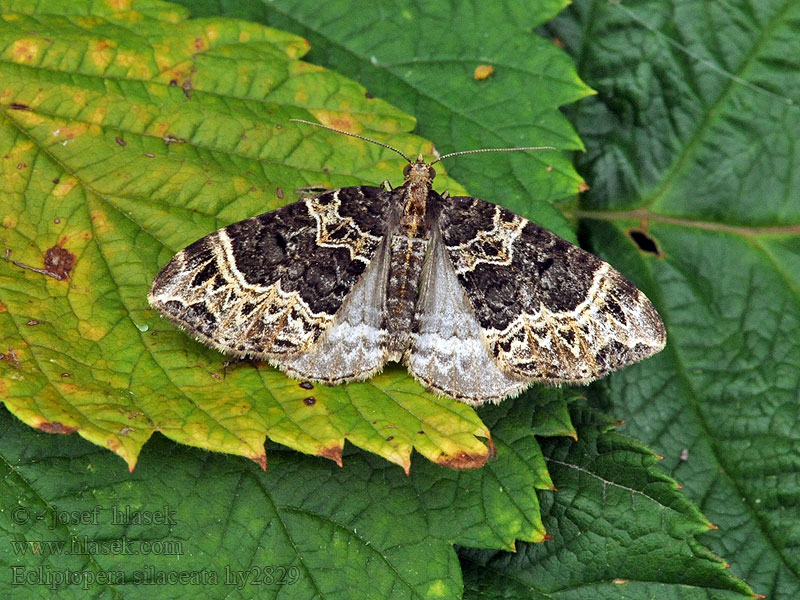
0 3 493 472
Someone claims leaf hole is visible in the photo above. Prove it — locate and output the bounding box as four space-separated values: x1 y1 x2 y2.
627 229 662 256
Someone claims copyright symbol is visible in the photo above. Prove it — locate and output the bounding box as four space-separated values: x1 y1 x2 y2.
11 506 30 525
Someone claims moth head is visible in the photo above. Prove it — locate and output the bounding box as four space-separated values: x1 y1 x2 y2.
403 156 436 186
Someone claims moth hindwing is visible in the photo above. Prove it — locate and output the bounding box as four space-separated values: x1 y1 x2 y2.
149 156 665 405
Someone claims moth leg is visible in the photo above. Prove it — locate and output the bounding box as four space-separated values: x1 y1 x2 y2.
441 190 450 200
381 180 392 191
294 185 330 200
221 356 256 378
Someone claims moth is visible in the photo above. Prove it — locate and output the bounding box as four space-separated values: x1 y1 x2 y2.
149 121 666 405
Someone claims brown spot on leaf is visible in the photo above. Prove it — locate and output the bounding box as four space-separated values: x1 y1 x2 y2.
1 347 20 368
487 438 498 461
552 37 565 48
544 533 554 541
303 396 316 406
115 136 126 146
60 372 70 377
38 421 78 435
436 449 489 470
144 153 155 158
299 381 314 390
0 300 6 312
473 64 494 80
52 177 60 184
251 454 267 471
53 217 60 224
17 163 27 169
318 445 342 467
276 187 284 199
578 181 590 193
330 117 354 131
44 246 75 280
386 436 394 442
10 102 30 110
26 319 39 326
365 91 374 98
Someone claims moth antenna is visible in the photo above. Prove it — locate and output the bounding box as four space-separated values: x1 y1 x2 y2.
290 119 413 163
430 145 556 165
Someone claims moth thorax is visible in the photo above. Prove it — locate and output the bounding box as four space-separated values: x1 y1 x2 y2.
400 183 428 231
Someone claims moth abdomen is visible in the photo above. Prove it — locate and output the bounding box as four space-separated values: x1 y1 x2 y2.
384 234 428 357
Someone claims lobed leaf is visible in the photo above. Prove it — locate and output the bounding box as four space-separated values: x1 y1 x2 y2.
0 395 563 598
460 408 754 599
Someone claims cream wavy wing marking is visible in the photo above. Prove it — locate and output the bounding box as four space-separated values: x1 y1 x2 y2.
437 196 666 383
148 186 391 361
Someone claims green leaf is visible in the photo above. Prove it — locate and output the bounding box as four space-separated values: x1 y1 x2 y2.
460 408 753 599
0 397 557 598
542 1 800 599
0 1 767 598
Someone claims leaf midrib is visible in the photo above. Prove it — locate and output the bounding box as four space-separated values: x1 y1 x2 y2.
574 209 800 235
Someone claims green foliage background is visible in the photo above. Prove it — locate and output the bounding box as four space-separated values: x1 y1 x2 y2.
1 0 798 598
